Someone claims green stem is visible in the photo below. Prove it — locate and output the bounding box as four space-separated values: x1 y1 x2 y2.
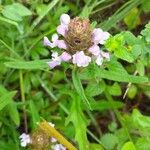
19 70 28 133
37 76 104 146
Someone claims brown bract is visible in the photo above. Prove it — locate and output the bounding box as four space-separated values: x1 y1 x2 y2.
65 17 93 55
31 129 50 150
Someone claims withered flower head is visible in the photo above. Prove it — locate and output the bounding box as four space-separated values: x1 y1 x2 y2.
44 14 110 68
65 17 93 54
31 129 50 150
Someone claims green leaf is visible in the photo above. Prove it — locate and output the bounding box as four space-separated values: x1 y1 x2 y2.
107 82 122 96
141 0 150 13
124 8 140 30
85 81 105 97
72 68 91 110
7 102 20 126
79 63 148 83
91 100 123 111
29 100 40 129
127 85 137 99
66 93 89 150
2 3 32 22
101 133 119 150
114 47 134 62
121 142 136 150
136 138 150 150
4 59 48 70
12 3 32 16
89 143 104 150
0 90 16 111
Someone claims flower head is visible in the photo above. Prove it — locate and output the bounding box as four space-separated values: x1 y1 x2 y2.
19 133 31 147
45 14 110 68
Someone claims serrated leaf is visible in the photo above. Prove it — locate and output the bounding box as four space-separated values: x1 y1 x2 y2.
101 133 119 150
72 68 91 110
136 138 150 150
114 47 134 62
66 93 89 150
79 63 148 83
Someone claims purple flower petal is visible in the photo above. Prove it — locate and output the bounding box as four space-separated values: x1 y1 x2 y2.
57 24 68 36
52 34 58 42
57 40 67 49
47 60 61 69
100 51 110 60
92 28 110 44
60 52 71 61
72 51 91 67
88 45 100 56
60 14 70 25
43 36 53 47
96 55 103 66
99 32 110 44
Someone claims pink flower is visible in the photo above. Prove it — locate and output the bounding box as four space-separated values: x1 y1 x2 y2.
19 133 31 147
44 14 110 69
60 52 71 61
72 51 91 67
57 14 70 36
57 25 68 36
57 40 67 49
44 34 59 48
92 28 110 44
60 14 70 25
47 52 61 68
88 45 100 56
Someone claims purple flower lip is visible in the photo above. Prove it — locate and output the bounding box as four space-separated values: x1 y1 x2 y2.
44 14 110 68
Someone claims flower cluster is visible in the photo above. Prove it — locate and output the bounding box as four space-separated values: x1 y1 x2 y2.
44 14 110 68
19 122 66 150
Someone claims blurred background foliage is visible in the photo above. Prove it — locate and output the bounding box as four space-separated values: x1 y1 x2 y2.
0 0 150 150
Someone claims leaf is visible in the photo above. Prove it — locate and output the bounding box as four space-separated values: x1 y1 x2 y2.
136 138 150 150
85 80 105 97
0 91 16 111
141 0 150 13
91 100 123 111
124 8 140 30
12 3 32 16
29 100 40 129
121 142 136 150
2 3 32 22
66 93 89 150
127 85 137 99
4 59 48 70
72 68 91 110
79 63 148 83
107 82 122 96
89 143 104 150
101 133 119 150
114 47 134 62
7 101 20 126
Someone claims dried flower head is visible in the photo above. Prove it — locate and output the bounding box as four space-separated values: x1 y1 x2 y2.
19 122 66 150
31 129 50 150
44 14 110 68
